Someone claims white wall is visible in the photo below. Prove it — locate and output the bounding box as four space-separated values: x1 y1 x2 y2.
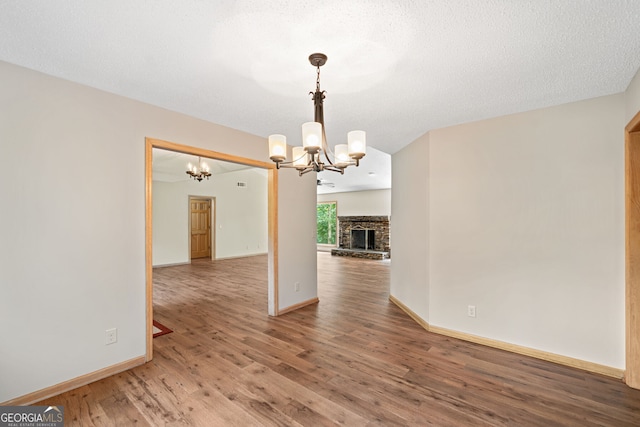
627 67 640 123
390 135 430 320
153 168 268 266
392 94 626 369
317 189 391 217
0 61 317 402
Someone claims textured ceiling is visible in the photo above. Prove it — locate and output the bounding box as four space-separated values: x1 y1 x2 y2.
1 1 639 160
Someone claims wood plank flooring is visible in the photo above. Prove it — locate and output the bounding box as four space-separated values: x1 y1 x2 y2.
39 253 640 426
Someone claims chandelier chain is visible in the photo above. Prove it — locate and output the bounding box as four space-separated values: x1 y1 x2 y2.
316 64 321 92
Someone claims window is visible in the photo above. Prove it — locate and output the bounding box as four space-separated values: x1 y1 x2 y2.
317 201 337 245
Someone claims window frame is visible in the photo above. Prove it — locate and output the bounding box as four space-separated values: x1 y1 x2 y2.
316 201 338 248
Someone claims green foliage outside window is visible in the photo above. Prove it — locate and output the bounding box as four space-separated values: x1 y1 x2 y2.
317 202 337 245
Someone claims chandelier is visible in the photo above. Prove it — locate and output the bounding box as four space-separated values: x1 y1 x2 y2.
186 157 211 181
268 53 366 175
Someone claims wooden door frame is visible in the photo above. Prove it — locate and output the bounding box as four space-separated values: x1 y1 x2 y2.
626 110 640 389
145 137 279 361
188 196 216 260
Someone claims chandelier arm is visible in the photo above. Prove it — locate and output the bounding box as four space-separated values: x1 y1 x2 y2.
276 162 316 176
320 125 336 166
274 161 296 169
312 86 336 167
323 165 345 174
310 152 320 168
274 161 304 169
299 167 316 176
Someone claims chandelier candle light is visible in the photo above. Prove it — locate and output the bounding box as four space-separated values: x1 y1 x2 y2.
186 157 211 181
268 53 366 175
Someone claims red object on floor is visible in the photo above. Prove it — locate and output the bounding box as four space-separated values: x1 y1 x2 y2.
152 320 173 338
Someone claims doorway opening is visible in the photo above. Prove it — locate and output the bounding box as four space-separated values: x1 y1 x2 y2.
145 137 279 361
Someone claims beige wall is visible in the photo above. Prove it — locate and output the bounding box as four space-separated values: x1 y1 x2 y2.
429 94 625 367
0 61 317 402
392 93 626 369
153 168 268 265
627 67 640 123
390 133 430 320
317 189 391 217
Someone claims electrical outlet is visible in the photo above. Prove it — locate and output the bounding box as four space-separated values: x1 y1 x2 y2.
295 282 300 292
467 305 476 318
106 328 117 345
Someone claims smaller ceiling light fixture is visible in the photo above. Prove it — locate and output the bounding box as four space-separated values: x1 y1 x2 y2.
268 53 366 175
186 157 211 182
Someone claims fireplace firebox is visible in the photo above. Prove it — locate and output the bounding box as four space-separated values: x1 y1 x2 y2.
351 228 375 250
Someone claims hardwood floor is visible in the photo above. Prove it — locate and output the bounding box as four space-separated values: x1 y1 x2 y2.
40 253 640 426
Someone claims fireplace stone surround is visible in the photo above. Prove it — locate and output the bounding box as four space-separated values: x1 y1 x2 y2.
331 216 390 260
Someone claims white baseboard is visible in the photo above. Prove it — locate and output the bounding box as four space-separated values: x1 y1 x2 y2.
389 295 623 379
214 252 268 260
2 356 146 406
152 261 190 268
278 297 320 315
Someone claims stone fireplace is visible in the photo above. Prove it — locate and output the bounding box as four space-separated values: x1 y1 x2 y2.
331 216 390 259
